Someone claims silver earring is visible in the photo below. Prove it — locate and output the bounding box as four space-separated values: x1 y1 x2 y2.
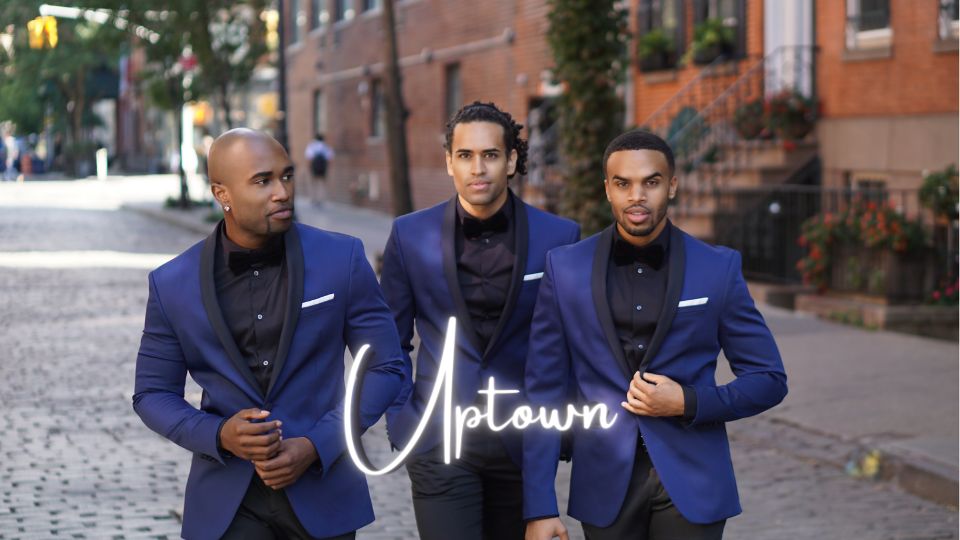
223 205 230 212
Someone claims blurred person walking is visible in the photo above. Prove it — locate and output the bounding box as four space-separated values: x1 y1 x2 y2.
304 133 334 206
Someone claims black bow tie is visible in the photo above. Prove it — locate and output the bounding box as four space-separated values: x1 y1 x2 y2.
612 239 665 270
228 244 284 274
462 211 509 240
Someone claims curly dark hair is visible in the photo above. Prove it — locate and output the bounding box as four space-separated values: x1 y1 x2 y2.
443 101 528 178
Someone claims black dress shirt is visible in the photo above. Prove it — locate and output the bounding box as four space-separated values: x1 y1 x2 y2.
214 224 288 395
455 193 516 353
607 222 696 419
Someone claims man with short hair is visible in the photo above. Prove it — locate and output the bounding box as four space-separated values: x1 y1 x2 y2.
523 130 788 540
133 128 406 540
380 102 580 540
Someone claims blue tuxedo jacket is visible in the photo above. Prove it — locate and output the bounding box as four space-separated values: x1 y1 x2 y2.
380 194 579 464
523 224 788 526
133 223 406 540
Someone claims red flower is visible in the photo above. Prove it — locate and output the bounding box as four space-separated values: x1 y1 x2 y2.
933 291 942 300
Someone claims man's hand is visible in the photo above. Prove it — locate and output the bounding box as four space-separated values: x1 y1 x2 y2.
525 517 569 540
621 372 685 417
219 408 282 461
253 437 318 490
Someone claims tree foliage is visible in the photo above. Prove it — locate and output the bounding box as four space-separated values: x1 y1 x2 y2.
112 0 270 128
0 0 124 171
547 0 629 235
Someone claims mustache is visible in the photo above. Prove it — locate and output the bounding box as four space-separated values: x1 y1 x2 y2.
624 204 651 213
269 204 294 215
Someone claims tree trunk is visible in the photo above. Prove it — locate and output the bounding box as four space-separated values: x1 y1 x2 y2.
381 0 413 216
220 81 233 130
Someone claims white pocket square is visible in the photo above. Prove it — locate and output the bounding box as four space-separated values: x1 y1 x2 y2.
523 272 544 282
678 297 708 308
302 293 335 308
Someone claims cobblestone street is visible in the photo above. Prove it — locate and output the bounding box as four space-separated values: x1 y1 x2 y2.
1 195 956 539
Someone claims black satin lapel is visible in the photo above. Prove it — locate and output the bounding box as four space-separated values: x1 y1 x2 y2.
591 226 633 381
442 197 483 354
200 222 264 397
638 225 686 375
266 224 303 399
483 194 528 359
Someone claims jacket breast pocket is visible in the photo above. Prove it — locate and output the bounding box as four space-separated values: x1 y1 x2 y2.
301 293 338 316
675 304 709 317
674 297 709 317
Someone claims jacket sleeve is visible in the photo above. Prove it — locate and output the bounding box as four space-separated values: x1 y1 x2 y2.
304 238 408 473
522 251 570 520
690 251 788 425
378 222 417 420
132 272 226 464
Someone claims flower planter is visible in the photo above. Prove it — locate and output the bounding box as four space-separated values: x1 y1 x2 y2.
692 43 732 65
829 244 934 304
639 52 674 72
775 120 814 141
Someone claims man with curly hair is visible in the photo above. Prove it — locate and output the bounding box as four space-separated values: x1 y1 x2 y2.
379 102 580 540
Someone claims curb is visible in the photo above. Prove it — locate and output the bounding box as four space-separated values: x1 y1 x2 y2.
737 415 958 508
875 441 959 508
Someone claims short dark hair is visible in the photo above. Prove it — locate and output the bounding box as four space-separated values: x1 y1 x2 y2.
443 101 528 178
315 133 325 141
602 130 675 178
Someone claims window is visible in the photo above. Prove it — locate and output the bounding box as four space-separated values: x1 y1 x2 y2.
314 90 326 135
692 0 745 59
310 0 327 30
846 0 891 50
939 0 959 40
334 0 354 22
444 63 462 124
362 0 382 12
638 0 685 69
290 0 303 43
370 79 385 138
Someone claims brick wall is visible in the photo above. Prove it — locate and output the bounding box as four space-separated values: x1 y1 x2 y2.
632 0 765 124
284 0 556 213
816 0 958 118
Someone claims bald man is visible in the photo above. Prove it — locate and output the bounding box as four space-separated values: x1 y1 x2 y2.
133 129 407 540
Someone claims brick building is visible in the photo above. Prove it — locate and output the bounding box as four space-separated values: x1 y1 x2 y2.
815 0 958 193
283 0 957 217
283 0 557 213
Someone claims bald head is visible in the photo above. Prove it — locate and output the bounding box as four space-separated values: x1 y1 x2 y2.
208 128 288 187
208 128 295 248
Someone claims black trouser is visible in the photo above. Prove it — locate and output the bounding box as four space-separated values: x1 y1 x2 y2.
405 429 524 540
582 444 726 540
220 475 356 540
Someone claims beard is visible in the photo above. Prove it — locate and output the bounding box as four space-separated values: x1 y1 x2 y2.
616 203 667 239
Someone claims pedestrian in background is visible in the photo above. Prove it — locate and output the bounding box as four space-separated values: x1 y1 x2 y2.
304 133 334 207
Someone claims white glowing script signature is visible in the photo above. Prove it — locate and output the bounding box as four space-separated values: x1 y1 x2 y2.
344 317 618 475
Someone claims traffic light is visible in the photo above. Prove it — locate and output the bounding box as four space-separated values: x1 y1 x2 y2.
43 16 57 48
27 17 44 49
26 16 57 49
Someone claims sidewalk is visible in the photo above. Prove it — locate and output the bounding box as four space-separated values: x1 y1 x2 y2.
122 198 393 268
124 194 959 507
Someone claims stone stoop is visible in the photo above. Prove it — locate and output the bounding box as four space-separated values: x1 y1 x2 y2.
794 292 959 341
